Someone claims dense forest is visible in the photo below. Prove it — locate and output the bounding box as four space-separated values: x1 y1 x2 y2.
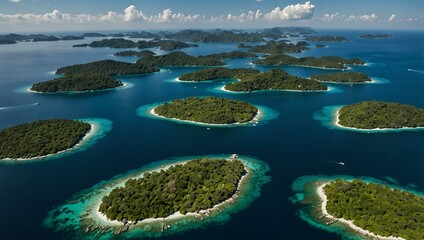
338 101 424 129
56 60 159 76
0 119 91 159
311 72 372 83
253 54 365 69
324 179 424 239
99 158 246 221
225 69 327 92
31 74 123 93
163 29 265 43
72 38 198 50
359 34 393 39
0 39 16 45
205 51 257 60
113 50 156 58
137 52 225 67
155 97 258 124
305 36 348 42
241 40 310 54
179 68 259 82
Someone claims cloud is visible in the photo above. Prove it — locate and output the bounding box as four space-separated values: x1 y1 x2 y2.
264 1 315 21
321 12 341 22
9 0 21 3
347 13 378 22
388 14 396 22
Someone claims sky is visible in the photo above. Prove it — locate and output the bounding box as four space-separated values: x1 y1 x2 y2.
1 0 423 33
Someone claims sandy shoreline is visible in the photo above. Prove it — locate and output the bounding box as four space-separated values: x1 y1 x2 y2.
27 82 129 94
220 85 329 93
93 158 249 226
1 122 98 161
317 183 405 240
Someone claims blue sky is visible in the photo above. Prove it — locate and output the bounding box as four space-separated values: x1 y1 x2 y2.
1 0 423 32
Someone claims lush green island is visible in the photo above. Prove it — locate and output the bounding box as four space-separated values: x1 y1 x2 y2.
30 74 123 93
253 54 365 69
0 39 16 45
32 35 61 42
305 36 348 42
154 97 258 124
0 119 91 159
60 36 84 41
56 60 159 76
205 51 257 60
73 38 198 50
359 34 393 39
163 29 264 43
315 44 326 48
260 27 316 35
224 69 327 92
113 50 156 58
81 33 107 37
241 40 310 54
99 158 245 221
322 179 424 239
311 72 372 83
178 68 259 82
137 51 225 67
338 101 424 129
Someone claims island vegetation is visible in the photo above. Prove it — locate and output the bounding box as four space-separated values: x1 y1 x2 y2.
0 39 16 45
163 29 264 43
73 38 198 50
311 72 372 83
31 74 123 93
205 51 257 60
60 36 84 41
82 33 107 37
113 50 156 58
179 68 259 82
225 69 327 92
137 51 225 67
338 101 424 129
99 158 246 221
32 35 61 42
0 119 91 159
56 60 159 76
323 179 424 239
315 44 326 48
154 97 258 124
359 34 393 39
253 54 365 69
241 40 310 54
305 36 348 42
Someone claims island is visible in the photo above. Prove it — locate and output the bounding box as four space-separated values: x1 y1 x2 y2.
82 33 107 37
163 29 264 43
136 51 225 67
60 36 85 41
113 50 156 58
0 39 16 45
73 38 198 50
205 51 257 60
240 40 310 54
224 69 328 92
43 155 270 239
253 54 365 70
310 72 372 83
359 34 393 39
337 101 424 129
178 67 259 82
0 119 91 160
315 44 326 48
30 74 124 93
32 35 61 42
153 97 258 124
290 175 423 240
305 36 348 42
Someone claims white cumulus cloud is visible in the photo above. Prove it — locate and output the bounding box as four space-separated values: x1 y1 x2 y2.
388 14 397 22
321 12 341 22
264 1 315 21
9 0 21 3
359 14 378 21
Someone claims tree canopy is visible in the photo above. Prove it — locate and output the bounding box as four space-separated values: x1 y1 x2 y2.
311 72 371 83
324 179 424 239
0 119 91 159
241 40 310 54
179 67 259 82
56 60 159 76
99 158 245 221
305 36 348 42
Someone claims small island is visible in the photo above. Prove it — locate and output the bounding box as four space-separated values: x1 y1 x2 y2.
0 39 17 45
359 34 393 39
310 72 372 83
136 51 225 67
305 35 348 42
224 69 328 92
73 38 198 50
43 155 270 239
291 175 423 240
153 97 258 124
240 40 310 54
178 67 259 82
0 119 91 160
30 74 124 93
337 101 424 129
315 44 326 48
253 54 365 70
113 50 156 58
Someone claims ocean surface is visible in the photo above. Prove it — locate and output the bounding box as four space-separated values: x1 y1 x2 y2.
0 29 423 240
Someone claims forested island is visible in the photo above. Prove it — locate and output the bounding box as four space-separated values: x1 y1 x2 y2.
224 69 328 92
239 40 309 54
178 68 259 82
322 179 424 239
311 72 372 83
253 54 365 69
56 60 159 76
82 33 107 37
359 34 393 39
154 97 258 124
338 101 424 129
0 119 91 159
99 158 245 221
0 39 16 45
113 50 156 58
73 38 198 50
162 29 264 43
315 44 326 48
305 36 348 42
31 74 123 93
137 51 225 67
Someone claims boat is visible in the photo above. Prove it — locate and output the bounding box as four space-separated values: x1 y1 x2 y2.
229 154 238 160
337 162 345 166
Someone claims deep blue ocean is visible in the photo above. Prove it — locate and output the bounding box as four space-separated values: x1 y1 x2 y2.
0 29 423 240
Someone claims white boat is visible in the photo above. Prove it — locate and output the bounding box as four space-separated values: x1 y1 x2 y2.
337 162 345 166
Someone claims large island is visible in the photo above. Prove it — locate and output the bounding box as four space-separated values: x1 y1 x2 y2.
153 97 258 125
224 69 328 92
310 72 372 83
44 155 270 239
178 68 259 82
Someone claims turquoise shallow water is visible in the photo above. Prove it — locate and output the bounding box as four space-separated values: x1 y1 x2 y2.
0 30 423 239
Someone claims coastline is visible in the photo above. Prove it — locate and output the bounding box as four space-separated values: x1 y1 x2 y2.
220 84 329 93
27 82 130 94
317 183 405 240
1 122 98 161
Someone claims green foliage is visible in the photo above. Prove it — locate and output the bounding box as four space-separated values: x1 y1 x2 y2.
225 69 327 92
311 72 371 83
114 50 156 58
72 38 197 50
137 51 225 67
324 179 424 239
205 51 257 60
338 101 424 129
359 34 393 39
179 67 259 82
164 29 264 43
56 60 159 76
155 97 258 124
305 36 348 42
253 54 364 69
0 119 91 159
99 158 245 221
244 40 310 54
30 74 123 93
0 39 17 45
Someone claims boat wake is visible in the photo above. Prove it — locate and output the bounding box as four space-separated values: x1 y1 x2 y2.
0 102 40 111
408 69 424 74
